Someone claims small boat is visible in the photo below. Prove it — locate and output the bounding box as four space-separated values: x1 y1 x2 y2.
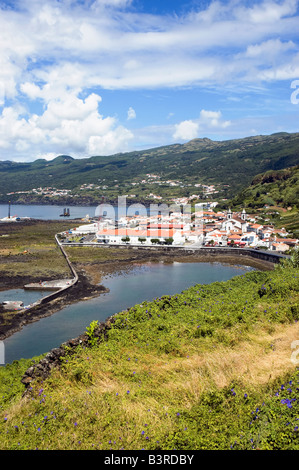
60 208 70 217
0 201 20 222
0 215 20 222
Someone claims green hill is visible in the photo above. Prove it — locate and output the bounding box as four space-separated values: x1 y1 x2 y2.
217 166 299 236
228 166 299 209
1 132 299 203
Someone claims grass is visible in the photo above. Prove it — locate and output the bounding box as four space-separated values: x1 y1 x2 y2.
0 262 298 450
0 220 74 280
65 246 142 264
274 208 299 238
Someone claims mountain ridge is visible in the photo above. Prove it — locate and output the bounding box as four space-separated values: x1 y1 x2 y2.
0 131 298 202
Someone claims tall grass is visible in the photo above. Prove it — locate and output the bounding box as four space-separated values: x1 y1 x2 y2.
0 265 298 450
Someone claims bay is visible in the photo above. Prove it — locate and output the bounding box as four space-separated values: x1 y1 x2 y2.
0 204 98 221
2 261 254 364
0 202 181 221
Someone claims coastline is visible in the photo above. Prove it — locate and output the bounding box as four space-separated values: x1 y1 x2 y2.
0 247 274 341
0 269 109 341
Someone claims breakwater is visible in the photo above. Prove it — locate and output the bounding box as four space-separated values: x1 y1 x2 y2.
28 235 78 306
61 242 286 265
9 243 284 321
1 236 78 321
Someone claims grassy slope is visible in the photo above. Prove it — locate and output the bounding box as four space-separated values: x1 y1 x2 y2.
1 132 299 200
228 166 299 210
217 166 299 237
0 264 298 450
0 220 75 281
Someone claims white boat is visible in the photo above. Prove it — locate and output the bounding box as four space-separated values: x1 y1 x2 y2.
0 216 20 222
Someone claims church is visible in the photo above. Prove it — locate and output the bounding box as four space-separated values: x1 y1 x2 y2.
221 209 248 234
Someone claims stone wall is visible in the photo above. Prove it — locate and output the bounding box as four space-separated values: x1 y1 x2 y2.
21 316 115 391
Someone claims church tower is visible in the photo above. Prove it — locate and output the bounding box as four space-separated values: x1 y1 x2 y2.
241 208 247 221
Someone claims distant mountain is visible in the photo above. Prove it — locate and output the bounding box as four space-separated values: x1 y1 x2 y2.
0 132 299 202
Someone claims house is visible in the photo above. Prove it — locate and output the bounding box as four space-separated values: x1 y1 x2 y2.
240 232 260 247
184 230 204 244
227 233 242 246
274 238 298 249
248 223 264 235
96 228 185 245
70 222 98 234
204 229 228 246
271 242 290 253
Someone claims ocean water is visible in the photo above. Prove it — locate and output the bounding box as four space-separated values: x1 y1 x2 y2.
2 261 254 364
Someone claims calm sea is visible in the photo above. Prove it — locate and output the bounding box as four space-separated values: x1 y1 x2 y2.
2 261 254 364
0 204 99 220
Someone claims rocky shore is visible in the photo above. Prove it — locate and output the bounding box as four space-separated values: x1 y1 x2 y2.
0 241 274 341
0 269 109 340
18 250 276 391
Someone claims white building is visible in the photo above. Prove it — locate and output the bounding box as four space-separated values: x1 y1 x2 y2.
96 228 185 245
221 209 248 234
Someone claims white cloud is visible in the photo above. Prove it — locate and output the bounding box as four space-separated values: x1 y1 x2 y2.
127 106 136 120
245 39 296 58
245 0 298 24
88 126 134 155
0 92 134 159
0 0 298 160
1 0 298 96
173 120 199 140
199 110 231 129
172 110 231 141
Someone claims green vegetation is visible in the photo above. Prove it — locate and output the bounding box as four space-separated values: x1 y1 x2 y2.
217 166 299 237
228 166 299 210
274 208 299 239
0 262 298 450
0 220 73 280
1 132 299 203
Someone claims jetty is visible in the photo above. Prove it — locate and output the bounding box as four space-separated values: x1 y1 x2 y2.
24 279 74 291
1 301 24 311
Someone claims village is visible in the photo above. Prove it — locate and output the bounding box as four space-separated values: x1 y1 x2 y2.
3 172 220 207
63 205 298 253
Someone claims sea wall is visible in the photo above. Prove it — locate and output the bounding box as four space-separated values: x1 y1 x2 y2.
15 236 78 314
37 236 78 304
21 316 115 390
67 243 285 265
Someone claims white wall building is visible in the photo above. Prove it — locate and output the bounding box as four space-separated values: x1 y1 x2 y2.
96 228 185 245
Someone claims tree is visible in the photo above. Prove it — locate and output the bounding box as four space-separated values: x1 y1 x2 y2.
279 248 299 269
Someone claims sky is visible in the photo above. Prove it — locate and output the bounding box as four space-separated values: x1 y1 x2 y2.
0 0 299 162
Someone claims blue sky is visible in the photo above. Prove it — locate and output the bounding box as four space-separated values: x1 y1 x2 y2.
0 0 299 161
